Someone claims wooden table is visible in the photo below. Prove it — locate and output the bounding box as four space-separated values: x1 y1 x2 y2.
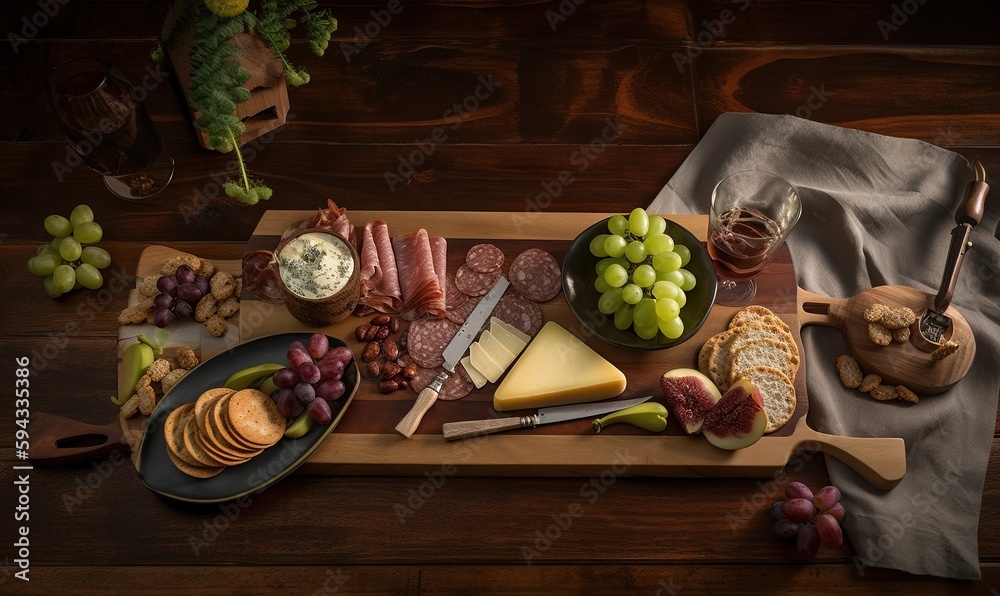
1 1 997 592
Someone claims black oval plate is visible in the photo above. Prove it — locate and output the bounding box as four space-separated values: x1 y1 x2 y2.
136 333 358 503
562 217 718 350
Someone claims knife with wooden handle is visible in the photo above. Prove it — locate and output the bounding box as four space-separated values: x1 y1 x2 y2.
394 277 511 438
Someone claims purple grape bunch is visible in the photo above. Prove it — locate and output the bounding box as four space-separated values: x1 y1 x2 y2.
771 482 845 560
152 264 210 328
271 333 352 425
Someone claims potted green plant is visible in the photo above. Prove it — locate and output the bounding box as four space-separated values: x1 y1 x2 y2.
155 0 337 205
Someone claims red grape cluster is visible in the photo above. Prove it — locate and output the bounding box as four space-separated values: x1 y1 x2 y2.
153 264 209 328
771 482 844 560
272 334 352 425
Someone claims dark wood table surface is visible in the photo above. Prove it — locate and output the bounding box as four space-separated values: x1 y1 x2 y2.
1 1 998 593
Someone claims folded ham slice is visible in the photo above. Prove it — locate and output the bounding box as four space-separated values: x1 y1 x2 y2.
358 220 402 313
283 199 357 249
392 229 446 320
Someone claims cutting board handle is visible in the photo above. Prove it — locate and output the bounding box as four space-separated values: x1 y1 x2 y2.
796 426 906 490
797 287 848 330
29 412 130 465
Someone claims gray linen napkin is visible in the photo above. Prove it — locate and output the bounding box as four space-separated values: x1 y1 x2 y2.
647 113 999 580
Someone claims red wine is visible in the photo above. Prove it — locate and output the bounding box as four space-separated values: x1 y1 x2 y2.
52 70 161 176
708 208 780 280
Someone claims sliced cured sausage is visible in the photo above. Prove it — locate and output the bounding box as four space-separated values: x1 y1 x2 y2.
358 219 402 313
392 229 446 321
406 318 459 369
455 264 503 297
492 291 544 336
508 248 562 303
466 243 504 273
446 293 482 325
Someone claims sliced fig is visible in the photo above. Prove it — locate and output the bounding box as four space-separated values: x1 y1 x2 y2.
702 379 768 450
659 368 723 434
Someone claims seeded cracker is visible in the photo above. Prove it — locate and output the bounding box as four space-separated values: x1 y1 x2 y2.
210 271 235 300
932 340 960 360
195 294 217 322
863 303 890 322
881 306 916 330
896 386 919 403
858 374 881 393
176 346 198 370
146 358 172 382
120 394 140 418
870 385 899 401
196 259 216 278
836 355 863 389
137 384 157 415
217 296 240 318
205 315 228 337
891 326 910 343
118 305 148 325
161 369 188 394
138 275 161 297
868 322 892 346
161 255 201 276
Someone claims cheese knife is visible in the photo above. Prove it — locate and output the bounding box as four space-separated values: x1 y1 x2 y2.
394 276 511 438
441 395 653 441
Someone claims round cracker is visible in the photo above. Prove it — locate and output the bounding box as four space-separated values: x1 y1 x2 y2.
729 305 791 335
182 417 227 467
164 403 203 468
195 387 236 430
213 394 270 451
228 389 285 446
737 365 797 433
192 424 252 466
166 444 225 478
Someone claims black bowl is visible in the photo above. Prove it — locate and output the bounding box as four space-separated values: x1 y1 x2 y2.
562 217 718 350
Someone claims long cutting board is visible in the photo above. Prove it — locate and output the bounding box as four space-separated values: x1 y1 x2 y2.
241 210 905 489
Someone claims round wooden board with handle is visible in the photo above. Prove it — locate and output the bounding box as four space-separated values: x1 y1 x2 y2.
798 285 975 394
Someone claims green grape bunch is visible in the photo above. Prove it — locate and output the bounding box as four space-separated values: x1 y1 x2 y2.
28 205 113 298
589 208 698 341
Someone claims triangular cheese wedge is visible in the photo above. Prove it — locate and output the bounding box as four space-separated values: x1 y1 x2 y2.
493 321 627 411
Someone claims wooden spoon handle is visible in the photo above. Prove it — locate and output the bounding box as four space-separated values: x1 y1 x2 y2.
29 412 131 465
798 429 906 490
796 287 847 330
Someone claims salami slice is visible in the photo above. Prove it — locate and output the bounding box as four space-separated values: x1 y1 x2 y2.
445 273 468 310
358 219 402 313
446 293 482 325
392 229 446 320
406 318 459 369
455 264 503 297
466 243 504 273
409 362 474 401
492 291 544 336
508 248 562 303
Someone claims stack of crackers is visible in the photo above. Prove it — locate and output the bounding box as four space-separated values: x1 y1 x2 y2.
164 388 285 478
698 305 799 433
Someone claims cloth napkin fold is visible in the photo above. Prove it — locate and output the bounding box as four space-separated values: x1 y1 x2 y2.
647 113 1000 580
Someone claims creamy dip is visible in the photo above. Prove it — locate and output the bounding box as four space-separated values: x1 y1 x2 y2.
277 232 354 299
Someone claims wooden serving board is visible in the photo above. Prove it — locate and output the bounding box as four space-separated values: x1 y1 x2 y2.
241 210 906 489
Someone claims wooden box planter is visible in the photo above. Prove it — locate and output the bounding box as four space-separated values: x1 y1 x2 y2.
161 15 289 150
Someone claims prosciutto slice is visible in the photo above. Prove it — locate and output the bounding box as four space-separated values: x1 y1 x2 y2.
282 199 358 249
392 229 446 321
358 220 402 313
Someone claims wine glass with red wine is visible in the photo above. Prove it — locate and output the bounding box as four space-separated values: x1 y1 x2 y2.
708 170 801 307
46 57 174 201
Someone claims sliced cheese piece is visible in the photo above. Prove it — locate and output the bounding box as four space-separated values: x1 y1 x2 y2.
461 355 489 389
478 330 516 369
488 320 528 358
493 321 627 411
470 342 506 384
491 317 530 345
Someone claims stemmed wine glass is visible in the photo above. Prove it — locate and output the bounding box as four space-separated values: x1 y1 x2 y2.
707 170 801 307
46 57 174 201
